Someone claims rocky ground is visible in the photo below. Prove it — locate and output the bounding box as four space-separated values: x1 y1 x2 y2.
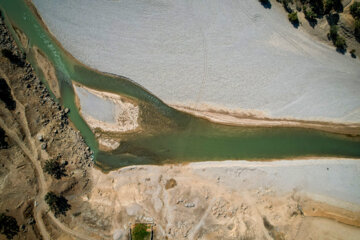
0 12 95 240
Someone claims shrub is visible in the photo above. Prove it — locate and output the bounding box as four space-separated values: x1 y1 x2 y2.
0 214 19 239
45 192 71 217
334 35 346 50
355 19 360 40
350 2 360 19
132 223 150 240
329 25 338 39
288 12 299 23
44 159 66 179
304 6 317 20
350 49 356 58
324 0 342 13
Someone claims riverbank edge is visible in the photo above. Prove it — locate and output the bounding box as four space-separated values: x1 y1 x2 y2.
172 104 360 136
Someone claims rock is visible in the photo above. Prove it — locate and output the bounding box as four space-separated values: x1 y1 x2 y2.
41 143 47 150
37 134 43 142
64 107 70 114
184 202 195 208
28 217 35 225
143 216 153 223
20 224 26 231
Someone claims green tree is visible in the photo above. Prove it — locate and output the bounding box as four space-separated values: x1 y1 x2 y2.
354 19 360 39
45 192 71 217
132 223 150 240
288 12 299 24
304 6 317 20
334 35 346 50
0 214 19 239
329 25 338 39
43 159 66 179
350 2 360 19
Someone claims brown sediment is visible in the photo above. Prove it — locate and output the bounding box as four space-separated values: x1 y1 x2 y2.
300 198 360 227
13 26 28 50
172 104 360 136
32 46 60 98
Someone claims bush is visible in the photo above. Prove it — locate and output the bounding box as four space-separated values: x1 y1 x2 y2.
132 223 150 240
324 0 342 13
350 2 360 19
329 25 338 39
45 192 71 217
43 159 66 179
288 12 299 23
304 6 317 20
350 49 356 58
0 214 19 239
355 19 360 39
334 35 346 50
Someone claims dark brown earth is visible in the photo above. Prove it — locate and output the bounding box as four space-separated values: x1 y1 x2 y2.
0 11 95 240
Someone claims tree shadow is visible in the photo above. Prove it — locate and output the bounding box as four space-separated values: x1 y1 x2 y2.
306 18 318 28
259 0 272 9
1 49 25 67
291 21 300 28
0 78 16 111
326 13 339 26
336 47 346 54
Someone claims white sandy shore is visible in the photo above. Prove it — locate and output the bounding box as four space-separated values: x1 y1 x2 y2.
33 0 360 123
86 158 360 239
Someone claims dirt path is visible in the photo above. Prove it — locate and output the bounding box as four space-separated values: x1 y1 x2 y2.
0 118 51 240
0 85 97 240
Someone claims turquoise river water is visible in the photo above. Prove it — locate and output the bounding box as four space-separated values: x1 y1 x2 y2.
1 0 360 170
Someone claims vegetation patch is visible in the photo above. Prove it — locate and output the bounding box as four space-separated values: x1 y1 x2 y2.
288 11 299 27
131 223 151 240
45 192 71 217
44 159 67 179
0 213 19 239
350 2 360 19
328 25 346 52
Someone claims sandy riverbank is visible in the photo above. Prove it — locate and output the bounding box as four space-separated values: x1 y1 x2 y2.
32 46 60 98
73 83 139 133
172 103 360 136
84 158 360 239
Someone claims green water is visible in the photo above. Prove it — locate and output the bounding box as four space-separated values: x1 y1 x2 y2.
1 0 360 170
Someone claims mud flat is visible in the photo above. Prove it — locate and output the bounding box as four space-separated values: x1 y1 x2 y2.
32 0 360 123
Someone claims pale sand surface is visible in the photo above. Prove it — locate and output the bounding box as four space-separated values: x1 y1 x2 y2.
84 159 360 239
172 103 360 135
32 0 360 122
73 83 139 133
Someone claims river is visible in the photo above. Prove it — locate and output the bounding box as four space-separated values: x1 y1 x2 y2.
1 0 360 170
